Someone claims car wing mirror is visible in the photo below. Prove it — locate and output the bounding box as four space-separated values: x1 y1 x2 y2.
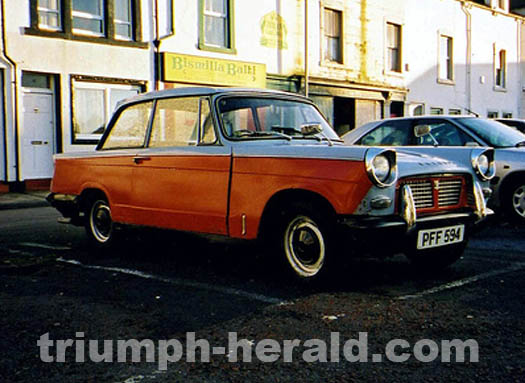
464 141 480 147
414 124 431 138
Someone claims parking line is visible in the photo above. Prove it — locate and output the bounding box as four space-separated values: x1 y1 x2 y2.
397 262 525 300
57 257 284 305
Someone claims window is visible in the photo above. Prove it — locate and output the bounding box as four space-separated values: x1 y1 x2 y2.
495 49 506 88
149 97 216 147
357 120 413 146
487 111 499 118
37 0 61 30
502 112 513 118
101 101 153 150
323 8 342 63
114 0 133 40
430 107 444 115
72 0 104 36
200 0 234 52
448 108 461 115
28 0 142 45
439 35 453 82
387 22 402 72
417 121 473 146
72 81 141 142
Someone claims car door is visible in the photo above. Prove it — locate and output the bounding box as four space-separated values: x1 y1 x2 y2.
130 96 231 235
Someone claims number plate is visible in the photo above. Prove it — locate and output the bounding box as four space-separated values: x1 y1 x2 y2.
417 224 465 250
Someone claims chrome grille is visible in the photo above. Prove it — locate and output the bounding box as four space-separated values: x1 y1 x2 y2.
400 176 464 211
405 179 434 209
437 179 462 207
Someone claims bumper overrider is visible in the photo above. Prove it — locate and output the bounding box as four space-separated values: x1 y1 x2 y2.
46 193 83 225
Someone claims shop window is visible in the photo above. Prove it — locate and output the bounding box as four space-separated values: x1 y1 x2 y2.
323 8 342 63
439 35 453 82
37 0 61 31
387 22 402 73
28 0 142 45
199 0 235 53
72 81 141 143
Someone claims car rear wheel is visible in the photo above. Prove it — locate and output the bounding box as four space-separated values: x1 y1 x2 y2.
85 198 115 247
278 205 333 280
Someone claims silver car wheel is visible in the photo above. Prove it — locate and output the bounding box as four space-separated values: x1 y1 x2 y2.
89 200 113 244
511 185 525 218
283 215 325 278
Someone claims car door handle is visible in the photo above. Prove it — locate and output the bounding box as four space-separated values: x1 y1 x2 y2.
133 156 151 164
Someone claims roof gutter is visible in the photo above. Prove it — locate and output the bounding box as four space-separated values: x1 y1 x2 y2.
1 0 20 183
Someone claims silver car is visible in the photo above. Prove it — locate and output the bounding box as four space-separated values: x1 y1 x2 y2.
343 116 525 222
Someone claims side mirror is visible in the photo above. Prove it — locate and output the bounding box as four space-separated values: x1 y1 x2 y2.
301 123 323 136
414 124 431 138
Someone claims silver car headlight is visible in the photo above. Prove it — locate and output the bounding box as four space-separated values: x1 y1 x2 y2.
365 148 398 188
471 148 495 181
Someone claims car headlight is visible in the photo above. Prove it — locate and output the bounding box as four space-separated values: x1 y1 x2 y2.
365 148 398 188
471 148 495 181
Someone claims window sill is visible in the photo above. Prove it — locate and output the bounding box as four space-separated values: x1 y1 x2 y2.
493 86 507 93
24 28 148 49
198 42 237 55
320 60 345 69
437 78 455 86
384 70 404 79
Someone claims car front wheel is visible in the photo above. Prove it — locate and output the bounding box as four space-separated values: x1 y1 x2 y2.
85 198 115 247
278 206 333 280
505 180 525 223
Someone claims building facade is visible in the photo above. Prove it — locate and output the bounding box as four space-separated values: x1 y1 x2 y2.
1 0 524 191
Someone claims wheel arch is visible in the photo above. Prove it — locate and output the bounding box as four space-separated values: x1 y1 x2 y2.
257 188 337 240
499 170 525 203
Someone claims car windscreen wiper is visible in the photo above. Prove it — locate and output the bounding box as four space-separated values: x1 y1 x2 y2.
271 126 323 142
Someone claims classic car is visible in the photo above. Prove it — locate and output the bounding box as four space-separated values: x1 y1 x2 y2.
48 88 494 279
343 116 525 223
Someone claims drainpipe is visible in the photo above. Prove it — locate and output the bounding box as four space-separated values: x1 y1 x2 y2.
518 19 523 118
304 0 309 97
1 0 20 183
461 2 473 115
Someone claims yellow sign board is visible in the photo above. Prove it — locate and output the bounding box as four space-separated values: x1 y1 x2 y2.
163 53 266 88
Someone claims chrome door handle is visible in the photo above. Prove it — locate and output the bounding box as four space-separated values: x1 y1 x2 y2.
133 156 151 164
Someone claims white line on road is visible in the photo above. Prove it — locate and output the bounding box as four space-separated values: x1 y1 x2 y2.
397 262 525 300
57 257 284 305
19 242 73 251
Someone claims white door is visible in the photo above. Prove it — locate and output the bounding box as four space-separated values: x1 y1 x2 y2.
22 92 55 179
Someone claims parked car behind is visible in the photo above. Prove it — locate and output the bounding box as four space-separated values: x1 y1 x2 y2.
495 118 525 134
343 116 525 222
48 89 493 279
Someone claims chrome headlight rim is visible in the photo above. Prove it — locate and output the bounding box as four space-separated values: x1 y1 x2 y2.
365 148 398 188
471 148 496 181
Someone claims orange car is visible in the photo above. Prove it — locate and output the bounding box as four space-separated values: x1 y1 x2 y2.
48 88 494 279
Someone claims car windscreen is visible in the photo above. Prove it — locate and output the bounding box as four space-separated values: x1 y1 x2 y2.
217 97 340 141
457 118 525 148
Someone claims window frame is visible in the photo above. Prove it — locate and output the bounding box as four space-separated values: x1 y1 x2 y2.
27 0 145 47
322 7 343 64
198 0 236 54
37 0 62 31
438 34 454 84
386 21 402 74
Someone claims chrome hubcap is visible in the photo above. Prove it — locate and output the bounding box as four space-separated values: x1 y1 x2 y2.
90 201 112 243
512 185 525 218
284 216 325 278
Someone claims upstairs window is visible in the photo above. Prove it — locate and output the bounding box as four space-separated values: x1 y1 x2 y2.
323 8 342 63
72 0 105 36
199 0 235 52
439 35 453 82
37 0 61 31
387 22 402 73
495 49 506 88
114 0 133 40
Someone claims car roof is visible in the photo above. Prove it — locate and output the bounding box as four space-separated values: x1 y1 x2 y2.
116 87 308 108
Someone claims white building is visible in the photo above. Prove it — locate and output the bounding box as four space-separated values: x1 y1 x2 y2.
1 0 524 191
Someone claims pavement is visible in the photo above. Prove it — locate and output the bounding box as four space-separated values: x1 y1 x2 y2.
0 190 50 210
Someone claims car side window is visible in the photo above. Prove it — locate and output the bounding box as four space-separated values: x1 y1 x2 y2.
358 121 412 146
101 101 154 150
149 97 217 147
417 121 472 146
